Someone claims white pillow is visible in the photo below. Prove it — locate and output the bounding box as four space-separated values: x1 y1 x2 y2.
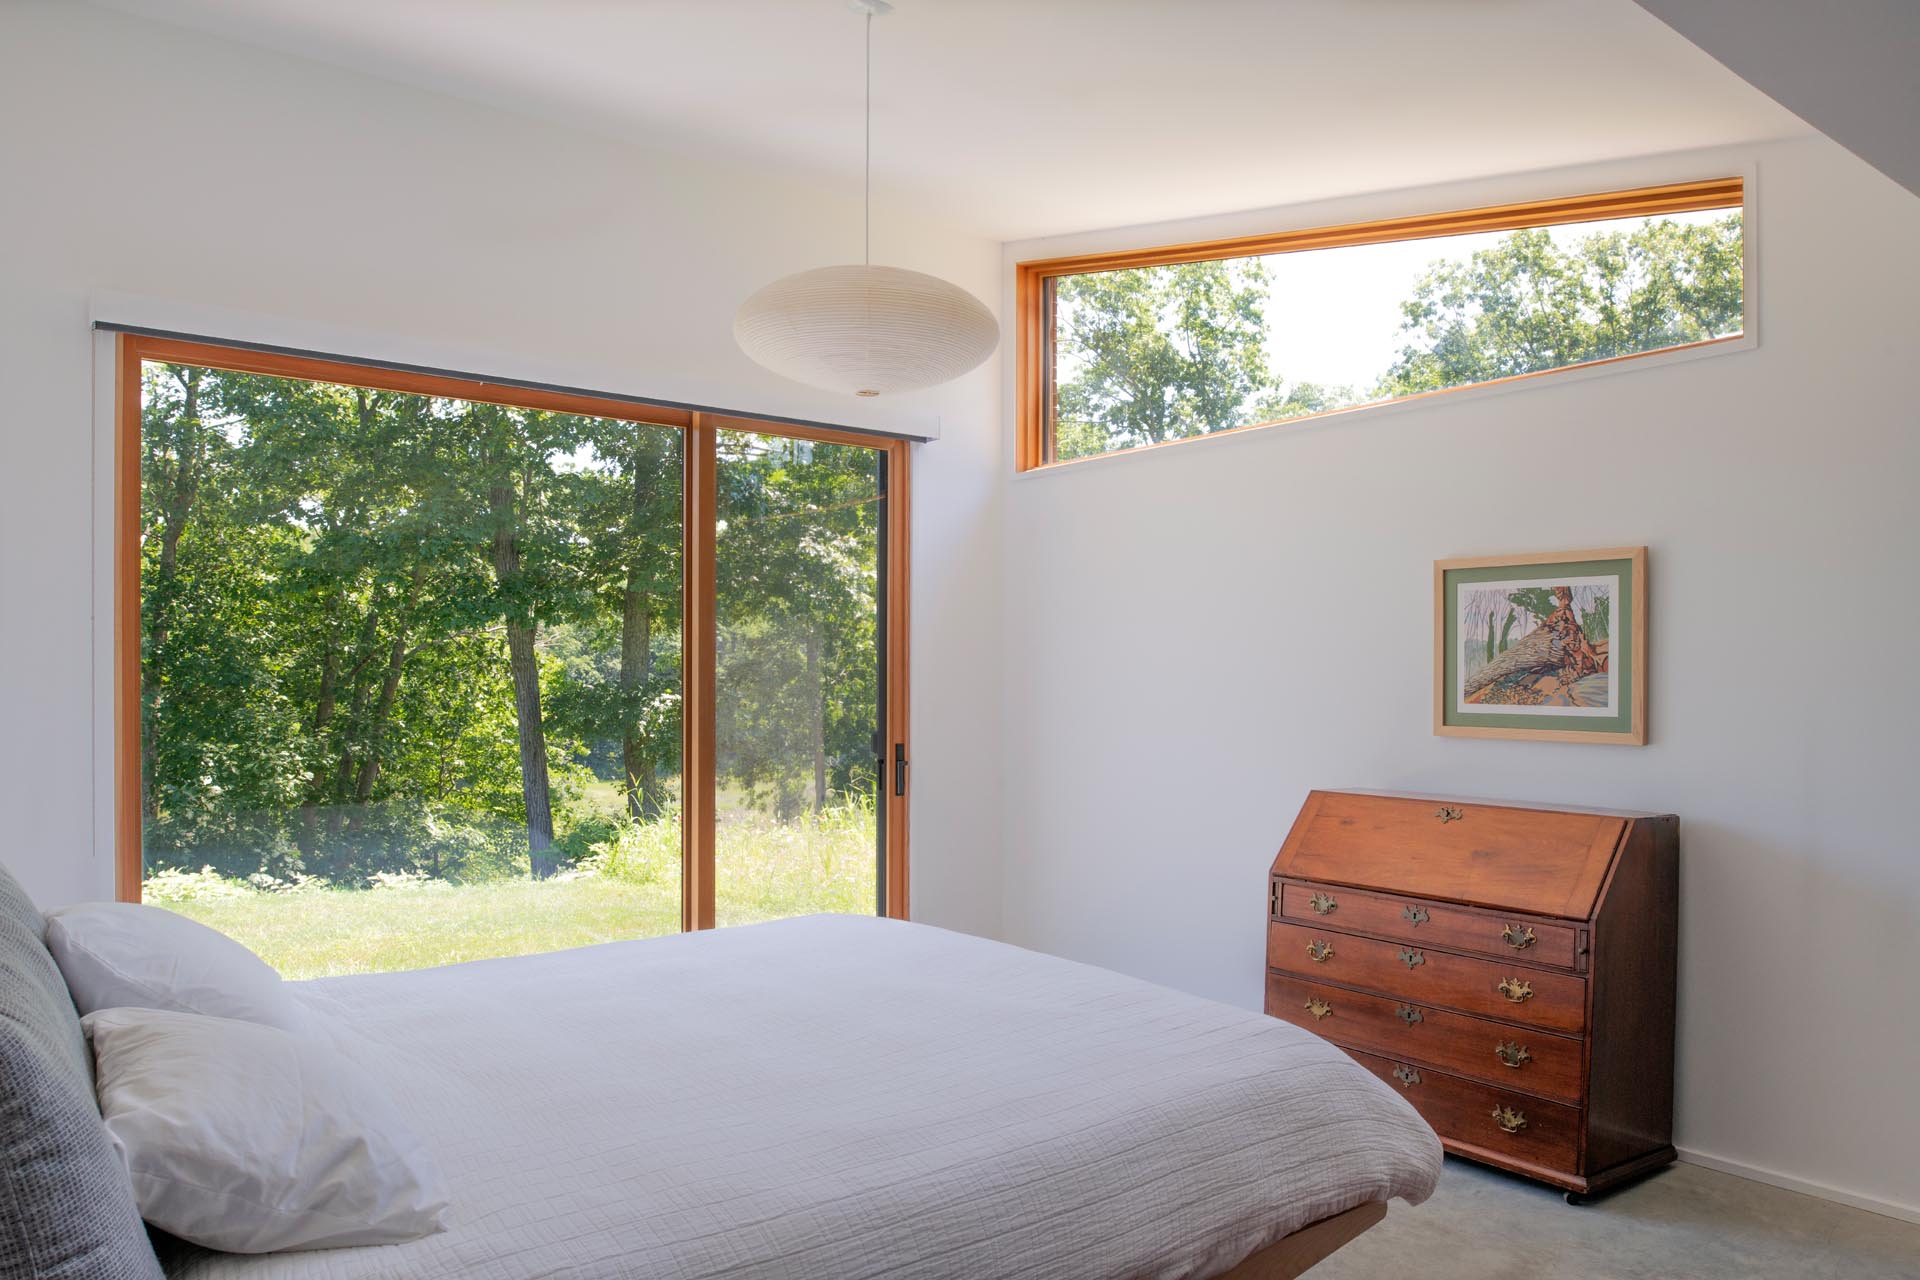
45 901 306 1032
85 1006 450 1253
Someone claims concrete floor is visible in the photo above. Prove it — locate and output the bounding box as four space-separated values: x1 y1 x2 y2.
1313 1159 1920 1279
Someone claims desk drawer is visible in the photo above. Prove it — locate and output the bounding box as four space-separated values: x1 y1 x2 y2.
1277 881 1580 970
1342 1047 1582 1177
1265 972 1583 1103
1267 919 1587 1034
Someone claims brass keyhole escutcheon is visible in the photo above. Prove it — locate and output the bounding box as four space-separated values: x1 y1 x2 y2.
1497 977 1535 1003
1306 939 1335 964
1397 947 1425 970
1492 1105 1528 1134
1395 1003 1424 1026
1494 1040 1532 1069
1434 806 1464 823
1392 1064 1421 1089
1305 997 1333 1021
1307 892 1337 915
1502 924 1537 950
1401 904 1429 926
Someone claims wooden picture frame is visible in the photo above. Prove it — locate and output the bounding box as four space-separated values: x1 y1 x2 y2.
1434 547 1647 745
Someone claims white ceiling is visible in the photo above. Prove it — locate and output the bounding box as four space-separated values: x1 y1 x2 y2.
92 0 1810 242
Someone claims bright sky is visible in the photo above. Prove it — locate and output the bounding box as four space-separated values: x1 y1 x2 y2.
1256 208 1733 393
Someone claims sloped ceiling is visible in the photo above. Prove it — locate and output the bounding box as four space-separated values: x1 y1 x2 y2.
1635 0 1920 198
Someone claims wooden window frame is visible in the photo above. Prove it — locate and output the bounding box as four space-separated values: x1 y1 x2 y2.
114 334 911 927
1014 178 1746 473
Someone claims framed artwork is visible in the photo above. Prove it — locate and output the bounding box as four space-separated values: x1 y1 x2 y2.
1434 547 1646 745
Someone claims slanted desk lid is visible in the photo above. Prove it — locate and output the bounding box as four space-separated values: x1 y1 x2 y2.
1272 790 1629 920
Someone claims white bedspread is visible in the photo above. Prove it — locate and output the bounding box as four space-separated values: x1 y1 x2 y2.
162 916 1439 1280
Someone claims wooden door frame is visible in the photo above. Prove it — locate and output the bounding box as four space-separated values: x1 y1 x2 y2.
879 440 910 921
113 333 911 924
682 417 718 931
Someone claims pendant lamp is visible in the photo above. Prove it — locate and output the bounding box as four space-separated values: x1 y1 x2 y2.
734 0 998 398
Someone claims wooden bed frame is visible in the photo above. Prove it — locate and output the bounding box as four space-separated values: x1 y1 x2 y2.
1214 1201 1387 1280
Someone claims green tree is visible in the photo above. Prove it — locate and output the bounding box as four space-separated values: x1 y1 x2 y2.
543 422 684 819
1054 259 1277 459
716 434 879 819
141 368 587 885
1052 258 1359 460
459 403 600 878
1507 587 1560 623
220 381 513 872
140 367 310 865
1378 214 1743 397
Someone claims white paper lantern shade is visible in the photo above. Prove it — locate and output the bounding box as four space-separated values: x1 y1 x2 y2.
733 264 999 397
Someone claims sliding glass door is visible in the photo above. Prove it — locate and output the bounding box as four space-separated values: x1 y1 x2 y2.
120 337 906 977
714 429 885 926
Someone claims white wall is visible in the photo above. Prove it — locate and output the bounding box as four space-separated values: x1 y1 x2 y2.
999 138 1920 1218
0 2 1003 937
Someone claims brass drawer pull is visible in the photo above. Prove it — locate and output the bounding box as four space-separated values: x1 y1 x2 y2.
1397 947 1425 970
1306 939 1335 963
1502 924 1537 951
1307 892 1337 916
1392 1064 1421 1089
1492 1105 1528 1134
1394 1003 1424 1026
1305 997 1333 1021
1497 977 1535 1003
1401 904 1429 926
1494 1040 1532 1069
1434 805 1464 823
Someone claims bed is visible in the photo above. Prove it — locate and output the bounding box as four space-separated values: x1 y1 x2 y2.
7 893 1440 1279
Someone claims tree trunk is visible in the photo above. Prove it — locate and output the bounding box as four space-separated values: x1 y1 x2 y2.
619 454 661 820
296 635 340 855
139 730 160 824
619 577 656 820
155 368 202 580
504 620 555 876
311 642 339 771
141 367 203 822
490 482 557 877
353 642 405 802
353 563 425 803
1463 626 1567 698
807 626 826 813
331 607 383 809
332 671 372 851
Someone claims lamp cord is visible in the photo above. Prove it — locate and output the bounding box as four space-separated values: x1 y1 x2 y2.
863 9 871 267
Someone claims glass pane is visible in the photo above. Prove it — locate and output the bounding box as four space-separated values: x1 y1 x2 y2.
1052 206 1744 462
139 363 683 977
714 430 882 926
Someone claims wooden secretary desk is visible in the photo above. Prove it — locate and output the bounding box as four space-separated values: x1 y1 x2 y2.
1265 790 1678 1201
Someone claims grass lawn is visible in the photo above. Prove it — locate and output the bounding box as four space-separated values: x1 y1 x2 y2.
158 805 878 980
165 877 684 979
